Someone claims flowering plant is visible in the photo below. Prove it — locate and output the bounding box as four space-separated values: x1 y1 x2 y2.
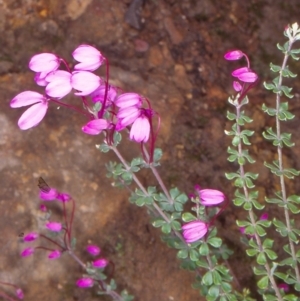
4 22 300 301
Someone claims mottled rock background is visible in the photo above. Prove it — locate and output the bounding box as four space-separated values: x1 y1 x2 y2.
1 0 300 300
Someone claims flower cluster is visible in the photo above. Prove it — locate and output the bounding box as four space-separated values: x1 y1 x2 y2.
181 186 226 243
10 45 159 147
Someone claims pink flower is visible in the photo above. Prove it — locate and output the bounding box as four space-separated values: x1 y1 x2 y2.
10 91 48 130
40 204 47 212
278 283 289 292
182 221 208 243
92 258 108 268
115 93 142 108
46 222 62 232
21 247 35 257
29 53 60 75
116 106 141 130
82 119 109 135
76 277 94 288
196 188 225 206
71 71 101 96
233 81 242 92
45 70 72 98
129 115 150 143
90 85 117 106
40 188 59 201
224 50 244 61
24 232 39 242
232 67 258 83
73 45 104 71
48 250 61 260
260 213 269 220
56 193 71 202
15 288 24 300
34 72 48 86
86 245 100 256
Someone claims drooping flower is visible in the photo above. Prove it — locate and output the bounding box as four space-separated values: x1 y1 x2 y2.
71 71 101 96
73 45 104 71
86 245 100 256
182 220 208 243
48 250 61 260
232 67 258 83
10 91 48 130
224 50 244 61
21 247 35 257
116 106 141 130
56 193 71 202
90 85 117 107
76 277 94 288
40 188 59 201
46 222 62 232
15 288 24 300
115 93 142 109
23 232 39 242
92 258 108 268
45 70 72 98
129 114 150 143
29 53 60 76
196 187 225 206
82 119 109 135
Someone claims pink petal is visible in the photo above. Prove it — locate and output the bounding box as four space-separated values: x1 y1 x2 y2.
48 250 61 260
24 232 39 242
71 71 101 96
73 44 104 71
21 247 35 257
86 245 100 256
76 278 94 288
40 188 59 201
224 50 244 60
34 73 48 86
199 189 225 206
91 85 117 105
92 258 108 268
82 119 109 135
46 222 62 232
115 93 142 108
238 71 258 83
45 70 72 98
233 81 242 92
16 288 24 300
10 91 45 108
182 221 208 243
29 53 60 73
18 102 48 130
130 116 150 142
232 67 250 77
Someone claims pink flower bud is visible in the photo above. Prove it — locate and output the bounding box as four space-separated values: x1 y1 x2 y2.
260 213 268 220
86 245 100 256
278 283 289 292
16 288 24 300
196 188 225 206
40 204 47 212
182 220 208 243
233 81 242 92
129 115 150 143
48 250 61 260
237 71 258 83
24 232 39 242
224 50 244 61
92 258 108 268
21 247 35 257
76 277 94 288
46 222 62 232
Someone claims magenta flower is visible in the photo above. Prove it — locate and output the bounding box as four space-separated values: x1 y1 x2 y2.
46 222 62 232
92 258 108 268
224 50 244 61
56 193 71 202
10 91 48 130
278 283 289 292
29 53 60 75
82 119 109 135
45 70 72 98
24 232 39 242
86 245 100 256
34 72 48 86
197 188 225 206
48 250 61 260
15 288 24 300
260 213 269 220
76 277 94 288
129 115 150 143
232 67 258 83
40 188 58 201
115 93 142 109
21 247 35 257
73 45 104 71
182 220 208 243
71 71 101 96
40 204 47 212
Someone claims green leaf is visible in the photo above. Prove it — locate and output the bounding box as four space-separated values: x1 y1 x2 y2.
182 212 197 222
264 82 276 90
207 285 219 298
227 111 236 120
207 237 222 248
96 143 110 153
152 218 165 228
257 275 269 289
199 243 209 256
257 252 267 265
202 271 213 286
161 223 171 234
177 249 188 259
212 270 222 285
246 248 258 257
270 63 281 72
153 148 163 162
262 238 274 249
265 249 277 260
189 248 199 261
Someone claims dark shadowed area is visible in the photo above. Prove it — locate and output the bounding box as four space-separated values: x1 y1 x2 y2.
1 0 300 300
